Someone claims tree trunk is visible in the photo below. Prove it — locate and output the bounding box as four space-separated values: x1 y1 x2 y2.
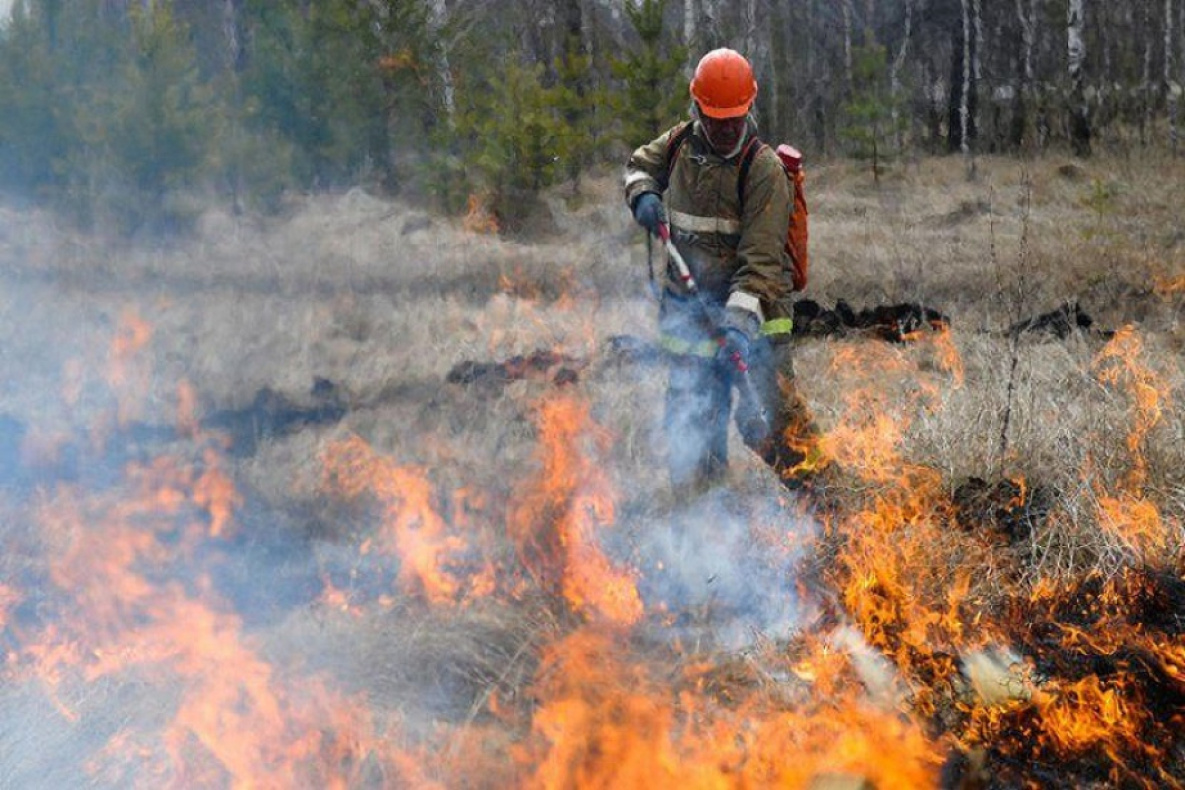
807 0 827 154
890 0 913 155
972 0 983 148
744 0 758 57
949 0 978 156
684 0 698 71
1168 0 1179 154
842 0 854 93
221 0 243 72
1144 0 1154 145
1067 0 1091 156
924 63 945 152
701 0 719 49
431 0 456 127
743 0 771 124
959 0 973 168
1013 0 1037 149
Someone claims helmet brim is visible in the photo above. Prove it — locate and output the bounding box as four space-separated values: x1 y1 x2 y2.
696 99 754 119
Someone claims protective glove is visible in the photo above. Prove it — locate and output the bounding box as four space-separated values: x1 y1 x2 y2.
632 192 665 236
718 305 761 370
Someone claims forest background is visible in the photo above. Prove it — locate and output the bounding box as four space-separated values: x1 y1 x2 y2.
0 0 1182 237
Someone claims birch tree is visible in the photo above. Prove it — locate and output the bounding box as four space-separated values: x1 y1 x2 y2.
959 0 972 164
1144 0 1155 144
1167 0 1178 154
889 0 913 153
1014 0 1037 148
431 0 456 126
842 0 855 92
1180 0 1185 154
700 0 719 49
972 0 982 144
1067 0 1091 156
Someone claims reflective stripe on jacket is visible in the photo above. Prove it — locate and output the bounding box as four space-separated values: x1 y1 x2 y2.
659 316 795 358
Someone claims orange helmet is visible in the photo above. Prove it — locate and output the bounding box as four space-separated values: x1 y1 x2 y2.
690 48 757 118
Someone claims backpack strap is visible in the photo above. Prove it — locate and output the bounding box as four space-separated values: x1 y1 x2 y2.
661 121 696 190
736 136 766 212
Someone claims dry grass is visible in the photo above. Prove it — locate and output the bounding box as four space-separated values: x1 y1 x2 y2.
2 152 1182 574
1 151 1184 785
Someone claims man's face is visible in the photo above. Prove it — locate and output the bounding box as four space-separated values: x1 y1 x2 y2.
700 113 747 154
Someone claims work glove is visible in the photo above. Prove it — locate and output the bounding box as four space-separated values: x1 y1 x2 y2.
718 305 761 370
632 192 665 236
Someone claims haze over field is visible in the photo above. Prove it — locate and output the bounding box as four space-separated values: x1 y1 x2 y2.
1 1 1184 786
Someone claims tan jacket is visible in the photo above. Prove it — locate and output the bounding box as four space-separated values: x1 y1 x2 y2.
624 119 793 323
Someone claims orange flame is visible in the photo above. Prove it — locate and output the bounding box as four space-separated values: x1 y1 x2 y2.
0 584 19 660
1089 326 1181 562
463 193 500 235
14 435 415 786
106 309 154 427
321 436 479 605
177 380 199 438
518 630 944 788
509 394 642 627
1153 274 1185 294
1093 326 1168 494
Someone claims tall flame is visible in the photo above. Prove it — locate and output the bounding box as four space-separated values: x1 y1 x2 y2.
509 394 642 626
321 436 479 605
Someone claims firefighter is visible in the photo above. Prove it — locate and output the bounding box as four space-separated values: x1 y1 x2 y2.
624 48 820 494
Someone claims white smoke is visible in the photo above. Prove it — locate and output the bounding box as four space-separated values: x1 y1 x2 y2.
632 484 817 651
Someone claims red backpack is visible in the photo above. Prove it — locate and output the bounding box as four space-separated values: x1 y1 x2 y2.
666 124 810 292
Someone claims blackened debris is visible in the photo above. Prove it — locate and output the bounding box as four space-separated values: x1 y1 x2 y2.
446 350 581 389
1007 301 1096 339
604 300 954 366
792 299 951 342
553 367 580 387
204 377 347 456
979 567 1185 787
605 334 665 365
953 476 1050 544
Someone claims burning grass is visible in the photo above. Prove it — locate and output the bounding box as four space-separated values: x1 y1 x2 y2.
1 153 1184 787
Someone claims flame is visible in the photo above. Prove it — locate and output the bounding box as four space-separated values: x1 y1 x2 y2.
106 309 154 427
508 394 642 626
1093 326 1168 494
378 49 417 71
1153 274 1185 294
517 630 944 788
464 193 499 234
1089 326 1181 562
321 436 478 605
11 428 419 787
928 325 965 389
811 334 1020 728
7 279 1183 787
1097 494 1173 559
1036 676 1146 759
177 380 199 438
0 584 17 632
